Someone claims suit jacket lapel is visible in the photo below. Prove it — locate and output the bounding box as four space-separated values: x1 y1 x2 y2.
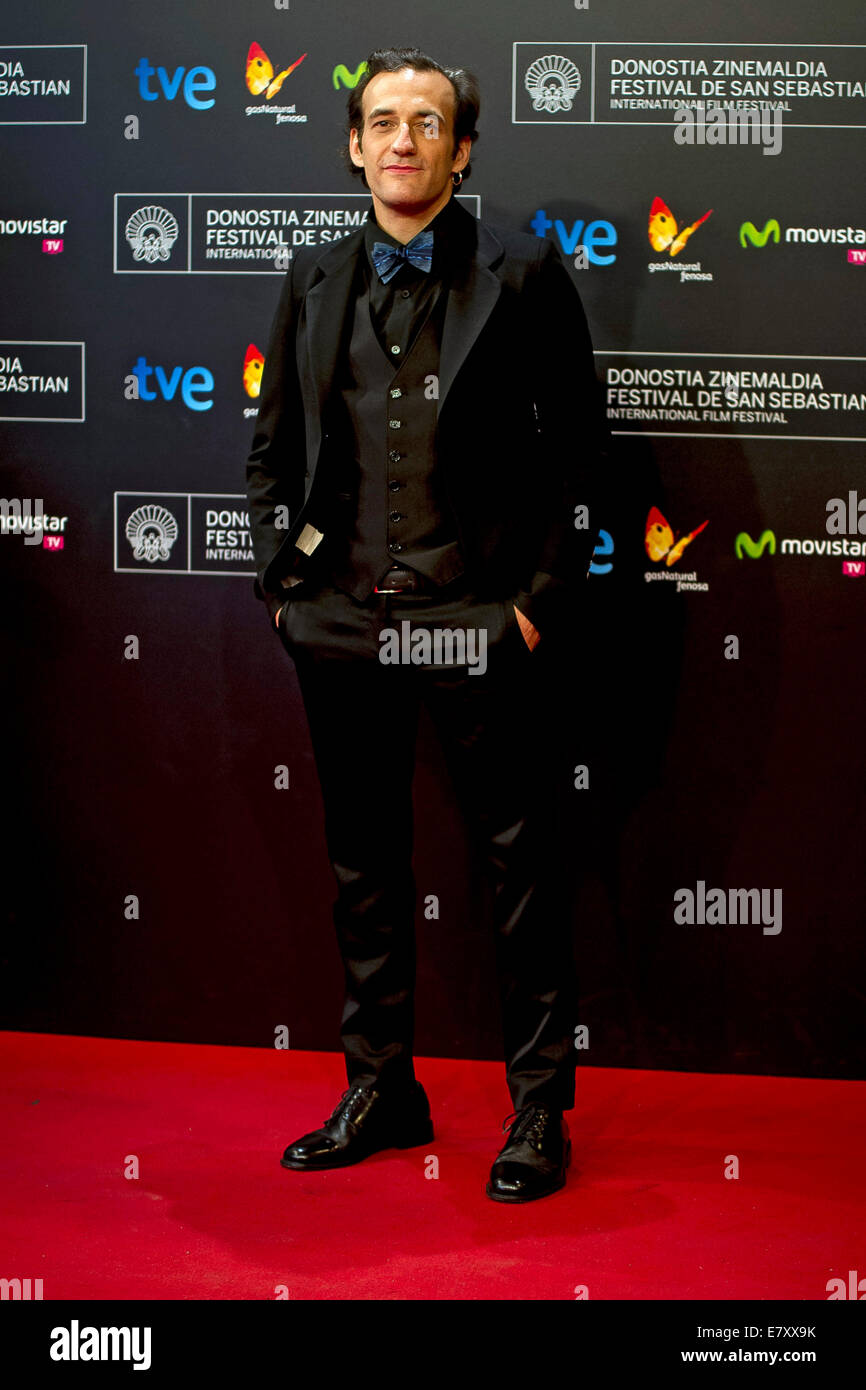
297 234 361 440
436 209 504 414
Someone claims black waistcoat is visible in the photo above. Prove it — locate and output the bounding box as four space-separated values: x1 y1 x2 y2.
324 268 465 601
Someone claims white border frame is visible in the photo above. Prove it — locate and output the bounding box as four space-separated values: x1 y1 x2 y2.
512 42 866 128
114 490 255 575
0 44 86 125
597 350 866 440
113 192 482 274
0 340 85 422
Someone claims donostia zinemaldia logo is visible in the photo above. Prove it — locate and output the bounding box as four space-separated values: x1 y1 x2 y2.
125 504 179 563
124 205 180 264
524 54 582 114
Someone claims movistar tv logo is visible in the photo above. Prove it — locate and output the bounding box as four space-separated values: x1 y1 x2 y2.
735 529 776 558
740 218 866 249
739 220 780 248
332 62 367 90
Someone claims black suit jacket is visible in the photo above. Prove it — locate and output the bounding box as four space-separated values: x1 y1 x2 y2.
245 196 609 634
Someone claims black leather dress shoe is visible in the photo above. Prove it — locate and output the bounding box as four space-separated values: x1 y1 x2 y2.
486 1103 571 1203
280 1079 434 1171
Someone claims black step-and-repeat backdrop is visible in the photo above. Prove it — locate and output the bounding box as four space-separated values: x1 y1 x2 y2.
2 2 864 1079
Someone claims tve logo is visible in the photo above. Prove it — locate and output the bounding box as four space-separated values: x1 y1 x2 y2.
530 209 618 266
589 529 614 575
127 357 214 411
134 59 216 109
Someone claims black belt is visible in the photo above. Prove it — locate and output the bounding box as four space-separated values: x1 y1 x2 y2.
373 566 431 594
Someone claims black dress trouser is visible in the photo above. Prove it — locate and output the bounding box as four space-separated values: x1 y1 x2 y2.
277 574 579 1111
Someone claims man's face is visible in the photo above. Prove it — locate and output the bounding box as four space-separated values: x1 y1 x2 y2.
349 66 470 213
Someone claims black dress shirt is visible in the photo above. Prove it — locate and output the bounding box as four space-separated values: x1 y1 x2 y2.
361 192 469 357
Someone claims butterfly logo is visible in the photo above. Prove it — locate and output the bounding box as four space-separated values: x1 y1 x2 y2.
648 197 713 257
243 344 264 398
245 42 307 99
645 507 708 566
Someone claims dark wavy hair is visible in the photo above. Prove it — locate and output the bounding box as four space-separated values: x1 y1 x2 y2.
341 47 480 186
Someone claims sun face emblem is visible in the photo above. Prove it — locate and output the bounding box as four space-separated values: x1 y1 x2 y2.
524 55 582 114
125 504 179 563
125 205 180 265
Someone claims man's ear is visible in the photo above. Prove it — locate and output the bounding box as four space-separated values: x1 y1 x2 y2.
451 136 471 176
348 128 365 169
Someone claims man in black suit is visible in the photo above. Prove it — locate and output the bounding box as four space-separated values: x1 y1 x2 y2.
246 47 606 1202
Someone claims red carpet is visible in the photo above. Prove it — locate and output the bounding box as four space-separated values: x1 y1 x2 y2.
1 1031 863 1300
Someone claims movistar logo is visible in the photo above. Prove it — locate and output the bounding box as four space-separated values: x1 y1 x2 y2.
739 219 781 248
332 62 367 90
735 530 776 558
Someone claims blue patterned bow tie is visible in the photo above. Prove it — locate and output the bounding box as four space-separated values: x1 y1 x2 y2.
371 228 434 283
